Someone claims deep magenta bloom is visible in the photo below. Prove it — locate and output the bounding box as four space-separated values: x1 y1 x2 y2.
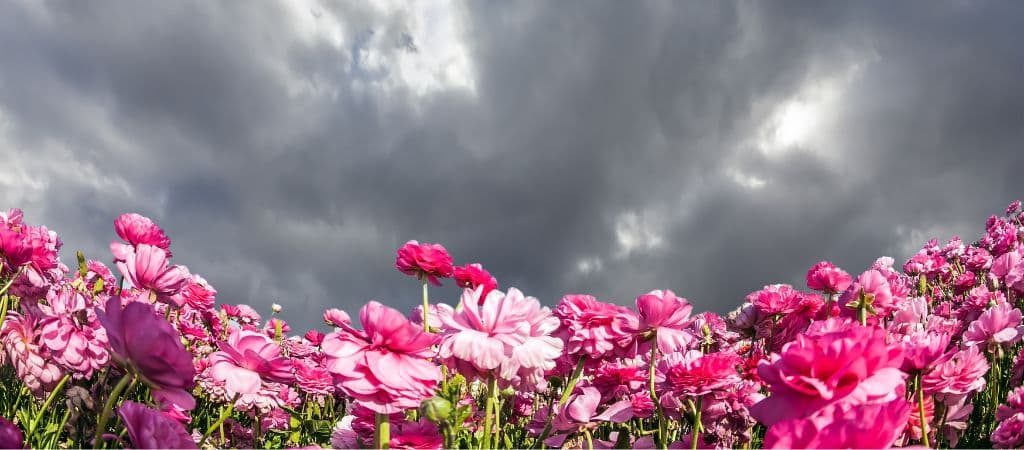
617 290 695 354
114 213 172 250
900 330 951 373
0 417 23 449
763 399 910 449
747 284 805 315
97 296 196 410
750 321 905 426
395 240 454 286
322 301 441 414
115 244 188 306
118 401 197 449
805 261 852 294
839 269 894 316
453 263 498 301
554 294 633 359
208 329 294 397
438 287 563 390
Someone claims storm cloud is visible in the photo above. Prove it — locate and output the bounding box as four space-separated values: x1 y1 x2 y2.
1 1 1022 330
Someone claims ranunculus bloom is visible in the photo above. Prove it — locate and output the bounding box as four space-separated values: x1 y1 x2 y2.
805 261 852 294
657 350 742 397
554 294 633 359
38 287 109 378
295 361 334 396
922 345 988 398
964 302 1024 352
115 244 188 306
750 321 905 426
323 301 441 414
453 263 498 301
1 311 65 395
118 401 197 449
97 296 195 410
993 386 1024 448
395 240 454 286
617 290 695 354
763 399 911 449
323 308 351 328
545 386 633 447
747 284 805 316
591 359 648 400
170 271 216 311
900 330 951 373
839 269 895 317
438 287 563 390
993 250 1024 293
114 213 172 251
208 329 294 397
0 416 22 449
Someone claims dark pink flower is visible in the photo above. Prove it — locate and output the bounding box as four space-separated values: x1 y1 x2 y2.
617 290 695 354
993 386 1024 448
453 263 498 301
839 269 895 317
554 294 633 359
656 350 742 397
323 301 441 414
395 240 454 286
97 296 195 410
115 244 188 306
208 329 294 397
118 401 196 449
900 330 951 373
170 272 216 311
805 261 852 294
747 284 804 315
114 213 172 252
295 361 334 396
0 416 23 449
545 386 633 447
763 399 910 449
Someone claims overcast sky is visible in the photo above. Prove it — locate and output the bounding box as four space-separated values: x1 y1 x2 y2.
1 1 1022 331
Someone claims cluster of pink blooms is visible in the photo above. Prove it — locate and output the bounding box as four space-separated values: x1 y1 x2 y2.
0 200 1021 449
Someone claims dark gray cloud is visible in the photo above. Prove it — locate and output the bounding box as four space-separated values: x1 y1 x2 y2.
1 1 1022 330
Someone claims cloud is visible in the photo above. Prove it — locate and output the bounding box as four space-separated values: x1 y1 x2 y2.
0 1 1022 329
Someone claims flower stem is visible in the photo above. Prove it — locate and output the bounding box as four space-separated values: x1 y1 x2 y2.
482 376 497 450
93 372 135 448
422 280 430 332
648 343 667 450
375 412 391 449
858 304 867 326
537 357 587 445
0 266 23 297
28 373 71 442
917 373 930 448
200 395 238 448
691 396 703 450
584 428 594 450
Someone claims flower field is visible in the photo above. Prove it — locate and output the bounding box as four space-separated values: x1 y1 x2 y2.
0 200 1023 449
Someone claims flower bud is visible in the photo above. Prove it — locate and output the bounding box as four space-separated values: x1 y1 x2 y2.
420 396 452 423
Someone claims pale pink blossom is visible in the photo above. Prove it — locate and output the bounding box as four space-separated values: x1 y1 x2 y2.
38 286 109 378
115 244 188 306
208 329 294 397
1 311 64 395
922 345 989 398
963 302 1024 352
617 290 695 354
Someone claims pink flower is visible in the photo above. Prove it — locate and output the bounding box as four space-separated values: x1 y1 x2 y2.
395 240 454 286
763 399 910 449
323 301 441 414
114 213 172 251
97 296 195 410
0 311 64 395
922 345 988 398
750 321 905 426
591 359 648 400
115 244 188 306
437 287 563 390
453 263 498 301
964 302 1024 352
545 387 633 447
805 261 852 294
900 330 951 373
170 272 216 311
554 294 633 359
839 269 895 317
323 308 351 328
746 284 806 316
0 416 23 449
993 249 1024 293
617 290 694 354
656 350 742 397
993 386 1024 448
117 401 196 449
295 361 334 396
208 329 294 397
38 287 109 378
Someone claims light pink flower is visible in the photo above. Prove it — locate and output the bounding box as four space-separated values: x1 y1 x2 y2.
38 287 109 378
993 249 1024 293
208 329 294 397
544 386 633 447
395 240 454 286
323 308 351 328
554 294 633 359
116 244 188 306
900 330 951 373
438 287 563 390
617 290 694 354
453 263 498 301
750 321 905 426
839 269 895 317
805 261 852 294
993 386 1024 448
323 301 441 414
1 311 64 395
964 302 1024 352
922 345 988 398
118 401 196 449
763 399 911 449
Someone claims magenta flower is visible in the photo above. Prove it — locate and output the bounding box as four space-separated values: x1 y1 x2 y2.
617 290 695 354
0 416 22 450
993 249 1024 293
591 359 648 400
964 302 1024 352
746 284 805 316
294 360 334 396
805 261 852 294
453 263 498 301
993 386 1024 448
554 294 633 359
208 329 294 397
97 296 196 410
395 240 454 286
750 321 905 426
115 244 188 306
38 287 109 378
438 287 563 390
656 350 742 397
117 401 197 449
169 272 216 311
900 330 951 373
839 269 894 317
322 301 441 414
114 213 172 251
0 311 64 395
763 399 910 449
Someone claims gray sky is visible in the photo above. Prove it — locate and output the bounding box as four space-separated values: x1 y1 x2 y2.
1 1 1022 331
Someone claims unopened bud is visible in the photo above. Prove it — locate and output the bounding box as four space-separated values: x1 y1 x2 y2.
272 303 282 313
420 396 452 423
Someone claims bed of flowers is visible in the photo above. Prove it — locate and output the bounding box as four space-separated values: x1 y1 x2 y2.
0 200 1023 449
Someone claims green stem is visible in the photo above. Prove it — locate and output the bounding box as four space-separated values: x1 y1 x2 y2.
199 396 238 448
28 373 71 439
422 280 430 332
648 343 666 450
537 357 587 445
482 376 497 450
584 428 594 450
917 373 930 448
493 383 503 450
858 305 867 326
0 266 24 297
691 397 703 450
375 412 391 449
93 372 135 448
